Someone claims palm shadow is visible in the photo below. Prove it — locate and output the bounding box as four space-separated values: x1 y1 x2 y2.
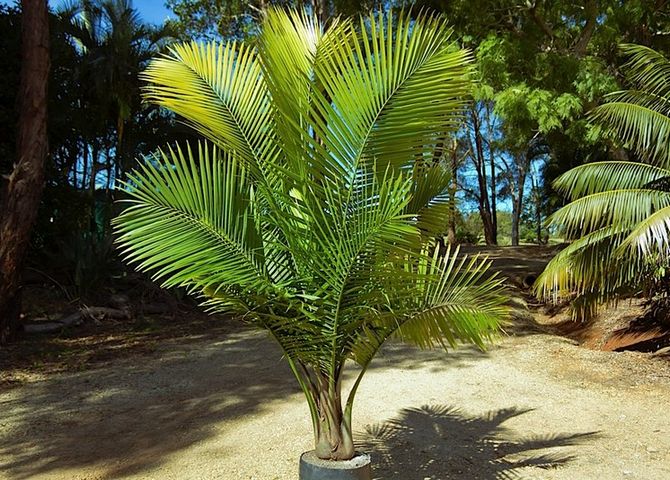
358 405 597 479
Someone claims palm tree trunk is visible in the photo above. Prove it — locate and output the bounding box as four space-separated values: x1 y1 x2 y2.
312 373 355 460
0 0 49 343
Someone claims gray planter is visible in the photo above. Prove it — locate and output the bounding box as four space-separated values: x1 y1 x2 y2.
299 451 372 480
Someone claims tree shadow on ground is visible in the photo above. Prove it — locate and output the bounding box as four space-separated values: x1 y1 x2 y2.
369 342 491 374
0 330 300 479
358 405 597 480
0 330 497 479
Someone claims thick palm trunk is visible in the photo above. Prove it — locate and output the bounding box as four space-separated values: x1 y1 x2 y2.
0 0 49 343
313 374 354 460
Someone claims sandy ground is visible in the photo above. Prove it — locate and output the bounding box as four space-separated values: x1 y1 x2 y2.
1 325 669 480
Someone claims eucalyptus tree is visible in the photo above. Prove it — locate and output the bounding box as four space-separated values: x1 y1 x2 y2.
536 45 670 318
114 9 508 461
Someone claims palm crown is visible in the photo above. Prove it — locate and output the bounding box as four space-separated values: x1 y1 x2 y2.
114 9 507 461
536 44 670 318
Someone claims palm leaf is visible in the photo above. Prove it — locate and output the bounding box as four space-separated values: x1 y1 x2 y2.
619 44 670 99
553 161 670 200
393 246 505 351
590 102 670 168
541 44 670 318
314 10 473 176
142 41 280 182
548 189 670 238
620 205 670 258
114 143 272 293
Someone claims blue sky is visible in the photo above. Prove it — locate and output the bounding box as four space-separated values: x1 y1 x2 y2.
0 0 173 25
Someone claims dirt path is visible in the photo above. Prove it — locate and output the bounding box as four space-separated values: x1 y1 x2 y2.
1 326 669 480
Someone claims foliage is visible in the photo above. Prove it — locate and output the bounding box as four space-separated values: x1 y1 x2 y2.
410 0 670 246
0 5 20 180
165 0 375 40
113 8 508 460
536 45 670 318
0 1 186 299
454 212 483 245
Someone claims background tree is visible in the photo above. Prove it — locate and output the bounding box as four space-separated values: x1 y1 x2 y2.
0 0 49 343
165 0 381 39
459 90 500 245
0 1 184 312
411 0 670 244
536 45 670 319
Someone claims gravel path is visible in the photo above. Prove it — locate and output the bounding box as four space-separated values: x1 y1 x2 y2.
1 328 669 480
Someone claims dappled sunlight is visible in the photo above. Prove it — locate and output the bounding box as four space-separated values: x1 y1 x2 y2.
0 331 300 479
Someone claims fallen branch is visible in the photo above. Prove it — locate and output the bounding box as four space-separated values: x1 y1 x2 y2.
81 306 130 322
23 306 130 334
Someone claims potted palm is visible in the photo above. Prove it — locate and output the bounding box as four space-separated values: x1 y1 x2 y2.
114 8 508 479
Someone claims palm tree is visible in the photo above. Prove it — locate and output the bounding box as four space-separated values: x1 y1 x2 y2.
59 0 173 188
114 9 508 462
536 44 670 319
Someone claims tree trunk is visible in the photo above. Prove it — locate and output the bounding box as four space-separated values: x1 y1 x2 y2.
485 102 498 245
312 0 328 24
313 373 354 461
536 204 542 244
489 147 497 245
0 0 49 343
471 109 496 245
447 139 457 246
511 195 521 246
81 142 88 189
510 154 528 247
530 173 543 244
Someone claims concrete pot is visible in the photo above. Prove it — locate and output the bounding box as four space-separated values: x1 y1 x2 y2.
299 451 372 480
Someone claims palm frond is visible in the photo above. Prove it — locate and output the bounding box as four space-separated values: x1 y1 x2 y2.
114 143 272 293
590 101 670 168
535 226 628 300
619 44 670 99
541 44 670 319
390 246 506 351
313 10 473 176
142 41 279 181
407 163 453 236
548 189 670 237
620 205 670 258
553 161 670 200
